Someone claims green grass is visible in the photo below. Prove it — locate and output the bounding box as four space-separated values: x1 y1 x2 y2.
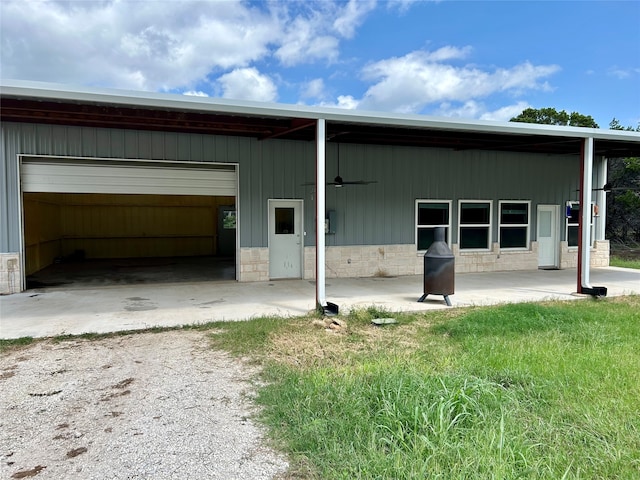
610 255 640 269
5 298 638 478
0 336 35 353
209 297 640 479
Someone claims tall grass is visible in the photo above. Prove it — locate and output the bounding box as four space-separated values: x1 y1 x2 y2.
610 255 640 269
210 297 640 479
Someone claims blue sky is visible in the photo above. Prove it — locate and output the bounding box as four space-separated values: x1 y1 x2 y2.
1 0 638 128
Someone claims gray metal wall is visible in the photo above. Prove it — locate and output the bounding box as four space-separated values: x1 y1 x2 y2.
1 121 583 253
320 142 582 247
0 122 316 251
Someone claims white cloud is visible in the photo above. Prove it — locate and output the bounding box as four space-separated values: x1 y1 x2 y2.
434 101 485 119
423 46 472 62
273 1 374 66
0 0 279 91
357 50 559 113
0 0 377 91
479 102 531 122
338 95 360 109
301 78 327 99
0 0 564 121
386 0 434 14
608 67 640 80
425 100 531 122
333 0 376 38
320 95 360 110
275 14 340 66
217 68 277 102
183 91 209 97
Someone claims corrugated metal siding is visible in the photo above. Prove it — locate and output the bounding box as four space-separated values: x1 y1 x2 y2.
317 144 581 246
0 124 22 251
2 121 586 255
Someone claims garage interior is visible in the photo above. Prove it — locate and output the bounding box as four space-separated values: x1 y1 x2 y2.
23 192 236 288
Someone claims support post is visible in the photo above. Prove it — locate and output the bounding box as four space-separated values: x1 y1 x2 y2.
578 137 594 292
594 156 607 241
316 119 326 309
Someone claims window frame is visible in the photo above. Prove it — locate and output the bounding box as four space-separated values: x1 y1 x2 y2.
566 201 594 248
498 200 531 250
415 199 452 252
458 200 493 251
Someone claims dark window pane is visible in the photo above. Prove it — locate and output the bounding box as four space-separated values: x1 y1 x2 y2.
500 203 528 225
568 204 580 224
568 225 579 247
500 227 527 248
418 227 448 250
275 208 294 234
418 203 449 225
417 228 434 251
460 227 489 249
460 203 490 224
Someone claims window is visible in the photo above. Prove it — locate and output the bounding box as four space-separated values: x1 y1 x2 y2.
499 201 530 249
458 201 492 250
566 201 593 247
275 207 294 234
223 210 236 229
416 200 451 250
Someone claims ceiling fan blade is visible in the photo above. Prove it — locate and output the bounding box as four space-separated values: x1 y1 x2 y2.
341 180 378 185
303 180 377 186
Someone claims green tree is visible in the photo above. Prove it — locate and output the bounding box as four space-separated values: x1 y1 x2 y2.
510 107 599 128
606 119 640 244
510 108 640 246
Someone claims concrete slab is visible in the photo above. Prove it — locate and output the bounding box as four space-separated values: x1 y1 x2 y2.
1 267 638 340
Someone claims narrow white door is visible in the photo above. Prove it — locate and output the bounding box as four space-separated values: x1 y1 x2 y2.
269 200 303 279
537 205 558 268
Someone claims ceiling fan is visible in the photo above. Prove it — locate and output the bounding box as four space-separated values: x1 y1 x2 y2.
303 144 377 188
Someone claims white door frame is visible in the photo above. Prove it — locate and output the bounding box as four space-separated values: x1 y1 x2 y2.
536 204 559 268
268 199 304 279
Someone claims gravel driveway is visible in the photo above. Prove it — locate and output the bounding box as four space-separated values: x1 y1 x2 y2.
0 330 288 479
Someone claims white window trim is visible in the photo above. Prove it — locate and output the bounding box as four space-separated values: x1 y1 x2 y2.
415 199 452 252
566 201 594 249
458 200 493 252
498 200 531 251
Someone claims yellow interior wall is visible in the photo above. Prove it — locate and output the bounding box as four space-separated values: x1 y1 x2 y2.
24 193 63 275
24 193 235 275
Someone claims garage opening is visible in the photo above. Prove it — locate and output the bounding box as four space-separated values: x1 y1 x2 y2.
20 157 238 289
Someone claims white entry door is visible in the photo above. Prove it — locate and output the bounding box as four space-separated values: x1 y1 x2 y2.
537 205 559 268
269 200 303 279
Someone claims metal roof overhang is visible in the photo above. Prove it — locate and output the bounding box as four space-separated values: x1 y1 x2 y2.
2 80 640 157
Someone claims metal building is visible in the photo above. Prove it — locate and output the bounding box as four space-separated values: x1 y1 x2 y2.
2 80 640 304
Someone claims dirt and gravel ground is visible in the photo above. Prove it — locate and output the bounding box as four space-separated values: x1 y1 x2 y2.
0 330 288 479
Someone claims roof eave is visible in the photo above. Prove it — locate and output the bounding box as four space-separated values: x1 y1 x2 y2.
2 79 639 146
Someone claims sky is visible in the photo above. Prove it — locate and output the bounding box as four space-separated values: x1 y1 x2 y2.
1 0 639 128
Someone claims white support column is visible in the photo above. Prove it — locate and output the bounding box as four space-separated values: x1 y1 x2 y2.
595 156 607 241
581 137 594 289
316 119 327 308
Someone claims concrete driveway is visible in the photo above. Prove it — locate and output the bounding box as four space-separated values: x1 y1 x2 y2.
1 267 638 339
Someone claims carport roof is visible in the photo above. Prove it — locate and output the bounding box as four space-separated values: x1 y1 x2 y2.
2 79 640 157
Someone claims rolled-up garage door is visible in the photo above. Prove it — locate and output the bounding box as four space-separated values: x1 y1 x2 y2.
21 157 236 196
